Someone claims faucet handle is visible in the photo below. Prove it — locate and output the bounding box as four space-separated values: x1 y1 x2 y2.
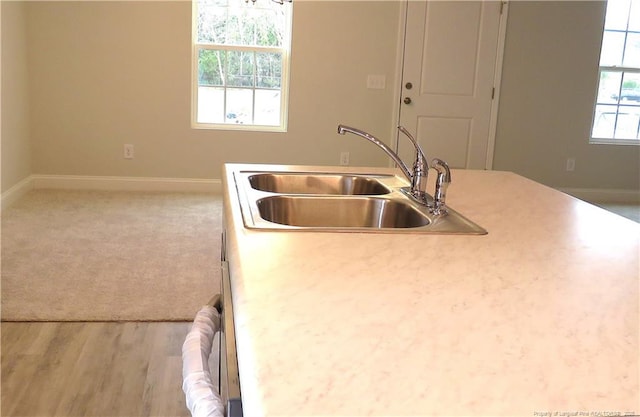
397 126 430 197
431 158 451 215
397 126 428 164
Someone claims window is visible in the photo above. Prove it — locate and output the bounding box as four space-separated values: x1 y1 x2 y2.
591 0 640 143
192 0 292 131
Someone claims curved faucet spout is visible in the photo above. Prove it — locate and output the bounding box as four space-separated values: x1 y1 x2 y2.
337 125 412 180
337 123 452 214
337 124 432 204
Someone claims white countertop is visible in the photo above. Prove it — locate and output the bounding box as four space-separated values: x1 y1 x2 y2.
222 163 639 416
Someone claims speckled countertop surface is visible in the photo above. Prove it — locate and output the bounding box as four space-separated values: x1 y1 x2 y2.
222 163 639 417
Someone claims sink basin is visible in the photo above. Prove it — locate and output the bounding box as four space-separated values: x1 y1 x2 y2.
256 196 430 228
248 173 390 195
232 168 487 234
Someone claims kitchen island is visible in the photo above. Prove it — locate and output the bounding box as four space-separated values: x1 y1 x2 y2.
222 163 639 416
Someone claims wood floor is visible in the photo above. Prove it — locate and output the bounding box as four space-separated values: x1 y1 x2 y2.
596 202 640 223
1 321 197 417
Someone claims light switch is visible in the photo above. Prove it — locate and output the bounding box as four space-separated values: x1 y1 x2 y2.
367 74 386 90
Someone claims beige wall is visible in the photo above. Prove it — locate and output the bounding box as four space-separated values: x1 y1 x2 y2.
2 0 639 194
1 1 31 193
494 1 640 190
25 1 399 181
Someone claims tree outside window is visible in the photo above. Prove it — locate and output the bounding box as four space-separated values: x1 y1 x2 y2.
592 0 640 143
192 0 292 131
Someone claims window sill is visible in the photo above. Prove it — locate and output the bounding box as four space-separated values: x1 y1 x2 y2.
192 123 287 133
590 138 640 146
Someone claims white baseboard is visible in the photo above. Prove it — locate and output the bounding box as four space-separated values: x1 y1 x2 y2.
2 175 222 210
1 176 35 211
558 187 640 204
31 175 222 193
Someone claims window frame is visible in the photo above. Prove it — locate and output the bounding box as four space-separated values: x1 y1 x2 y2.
590 0 640 145
191 0 293 132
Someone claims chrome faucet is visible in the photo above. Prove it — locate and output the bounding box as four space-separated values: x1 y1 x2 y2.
337 124 450 214
337 124 413 181
397 125 429 200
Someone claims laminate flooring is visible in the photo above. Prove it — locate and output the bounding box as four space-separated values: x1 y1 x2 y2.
596 202 640 223
1 321 216 417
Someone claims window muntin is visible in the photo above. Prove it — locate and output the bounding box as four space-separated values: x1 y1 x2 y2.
591 0 640 143
192 0 292 131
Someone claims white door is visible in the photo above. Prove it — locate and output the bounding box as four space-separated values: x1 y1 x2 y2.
397 1 506 169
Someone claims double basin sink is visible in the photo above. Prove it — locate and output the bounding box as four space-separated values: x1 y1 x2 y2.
233 169 486 234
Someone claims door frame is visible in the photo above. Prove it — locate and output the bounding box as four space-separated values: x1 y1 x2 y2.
391 0 510 170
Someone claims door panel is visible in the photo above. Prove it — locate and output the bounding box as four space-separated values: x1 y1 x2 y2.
417 117 471 168
399 1 504 169
421 2 482 96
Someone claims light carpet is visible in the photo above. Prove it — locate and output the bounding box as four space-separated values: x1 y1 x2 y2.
1 189 222 321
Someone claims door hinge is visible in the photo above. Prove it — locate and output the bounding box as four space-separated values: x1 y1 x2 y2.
491 87 495 99
500 1 506 15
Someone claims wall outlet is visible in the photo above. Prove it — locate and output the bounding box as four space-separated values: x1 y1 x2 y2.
124 144 134 159
340 151 350 166
566 157 575 172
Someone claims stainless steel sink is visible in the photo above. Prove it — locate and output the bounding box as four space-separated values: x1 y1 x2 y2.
248 173 390 195
233 169 487 234
257 196 430 228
